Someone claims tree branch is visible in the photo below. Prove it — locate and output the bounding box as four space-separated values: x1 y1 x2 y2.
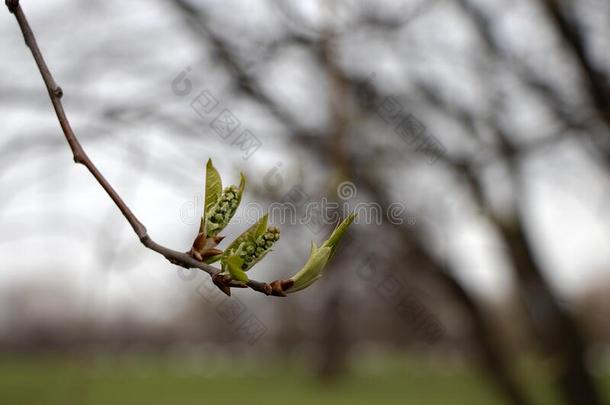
5 0 273 296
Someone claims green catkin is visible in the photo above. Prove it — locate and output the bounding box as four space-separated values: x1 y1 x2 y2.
238 226 280 270
206 185 240 236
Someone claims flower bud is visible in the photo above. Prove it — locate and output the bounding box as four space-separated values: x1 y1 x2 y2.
233 226 281 271
205 185 241 237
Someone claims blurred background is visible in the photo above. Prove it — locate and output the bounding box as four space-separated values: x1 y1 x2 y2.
1 0 610 404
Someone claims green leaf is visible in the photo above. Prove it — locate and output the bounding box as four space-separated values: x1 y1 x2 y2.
285 213 357 294
223 255 249 283
254 212 269 239
201 159 223 233
322 212 357 258
222 214 269 259
235 171 246 210
286 242 331 293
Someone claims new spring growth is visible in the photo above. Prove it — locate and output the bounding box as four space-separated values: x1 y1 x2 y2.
270 213 357 296
4 0 356 300
219 226 281 285
218 214 278 283
206 185 240 237
188 159 356 296
238 226 280 270
189 159 244 262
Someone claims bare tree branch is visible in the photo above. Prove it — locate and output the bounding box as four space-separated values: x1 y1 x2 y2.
4 0 273 296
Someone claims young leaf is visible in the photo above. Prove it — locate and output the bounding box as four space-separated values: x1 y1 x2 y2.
285 241 330 293
254 212 269 239
323 211 357 258
230 171 246 224
201 159 222 233
223 255 249 283
237 172 246 203
284 213 356 294
223 214 269 258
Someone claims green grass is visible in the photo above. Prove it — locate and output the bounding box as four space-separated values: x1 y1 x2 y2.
0 352 607 405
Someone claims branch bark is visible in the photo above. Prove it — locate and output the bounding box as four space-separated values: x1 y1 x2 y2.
5 0 273 296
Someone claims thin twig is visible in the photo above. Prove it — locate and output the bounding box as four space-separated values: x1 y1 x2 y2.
5 0 273 296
